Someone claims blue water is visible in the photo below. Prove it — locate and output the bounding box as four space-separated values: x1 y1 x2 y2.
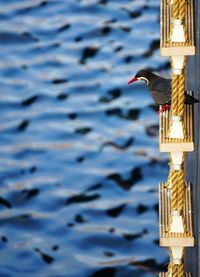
0 0 170 276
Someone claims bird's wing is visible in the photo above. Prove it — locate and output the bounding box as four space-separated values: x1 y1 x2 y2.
149 77 171 105
152 77 171 93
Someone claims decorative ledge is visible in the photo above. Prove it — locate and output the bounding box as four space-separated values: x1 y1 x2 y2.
159 182 194 247
159 92 194 152
160 0 195 56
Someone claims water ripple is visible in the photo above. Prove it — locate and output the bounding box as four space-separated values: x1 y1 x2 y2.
0 0 168 276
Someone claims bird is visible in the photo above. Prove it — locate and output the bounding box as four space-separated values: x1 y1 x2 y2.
128 69 199 112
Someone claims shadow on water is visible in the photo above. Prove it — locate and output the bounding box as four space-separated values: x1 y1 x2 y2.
0 0 169 276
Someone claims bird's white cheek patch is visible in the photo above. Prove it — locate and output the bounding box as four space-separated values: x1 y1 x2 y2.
138 77 149 85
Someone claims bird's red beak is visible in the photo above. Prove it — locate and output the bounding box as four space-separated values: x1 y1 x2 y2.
128 77 138 84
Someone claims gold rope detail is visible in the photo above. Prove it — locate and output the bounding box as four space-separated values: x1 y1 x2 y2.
170 168 185 211
171 74 179 116
178 74 185 116
166 154 186 232
166 263 186 277
166 248 186 277
167 169 185 211
169 58 186 138
171 72 185 118
173 0 187 21
171 0 188 42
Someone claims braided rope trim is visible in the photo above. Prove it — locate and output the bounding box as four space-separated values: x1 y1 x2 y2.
171 0 188 42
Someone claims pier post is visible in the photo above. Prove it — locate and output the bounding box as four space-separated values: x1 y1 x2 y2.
186 0 200 275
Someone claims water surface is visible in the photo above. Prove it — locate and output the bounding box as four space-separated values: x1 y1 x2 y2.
0 0 170 276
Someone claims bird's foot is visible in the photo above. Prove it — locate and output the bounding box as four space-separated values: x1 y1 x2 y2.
159 104 171 114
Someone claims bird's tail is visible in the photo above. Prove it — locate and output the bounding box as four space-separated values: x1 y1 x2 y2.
185 92 199 104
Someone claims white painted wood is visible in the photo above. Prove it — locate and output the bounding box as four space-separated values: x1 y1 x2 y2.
170 211 184 233
171 56 185 75
171 20 185 42
171 247 184 264
171 152 184 166
169 121 184 139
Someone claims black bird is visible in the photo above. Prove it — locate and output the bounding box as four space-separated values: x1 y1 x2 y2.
128 69 199 108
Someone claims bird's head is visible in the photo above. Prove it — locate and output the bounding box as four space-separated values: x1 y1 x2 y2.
128 69 152 86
